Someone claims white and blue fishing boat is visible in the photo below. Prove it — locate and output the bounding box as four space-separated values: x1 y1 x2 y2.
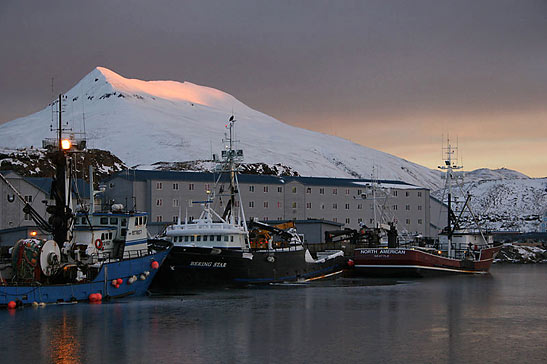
0 95 171 307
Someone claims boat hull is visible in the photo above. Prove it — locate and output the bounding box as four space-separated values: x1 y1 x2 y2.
151 246 347 290
350 246 501 277
1 248 170 306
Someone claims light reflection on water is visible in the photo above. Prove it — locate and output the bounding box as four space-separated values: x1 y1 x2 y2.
1 265 546 364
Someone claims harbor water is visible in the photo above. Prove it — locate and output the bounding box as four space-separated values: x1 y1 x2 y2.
1 264 546 363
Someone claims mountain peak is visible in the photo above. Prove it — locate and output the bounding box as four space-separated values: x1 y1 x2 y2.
77 66 247 112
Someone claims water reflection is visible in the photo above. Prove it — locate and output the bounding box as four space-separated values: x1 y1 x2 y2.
1 265 546 363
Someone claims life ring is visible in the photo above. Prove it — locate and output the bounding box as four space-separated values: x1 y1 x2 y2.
95 238 104 250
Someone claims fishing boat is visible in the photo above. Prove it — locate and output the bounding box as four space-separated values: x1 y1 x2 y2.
151 116 348 290
350 139 501 277
0 95 171 307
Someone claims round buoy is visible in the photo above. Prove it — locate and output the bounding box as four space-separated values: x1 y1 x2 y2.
96 293 102 301
115 284 120 289
116 278 123 285
139 274 146 280
89 293 97 302
7 301 16 309
151 261 159 269
347 259 355 267
32 302 39 308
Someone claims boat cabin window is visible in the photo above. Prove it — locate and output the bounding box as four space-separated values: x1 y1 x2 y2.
217 235 221 241
121 228 127 237
190 236 195 242
210 235 215 241
224 236 229 242
110 218 118 225
196 235 201 242
144 217 147 224
100 217 108 225
230 236 234 242
184 236 189 242
121 219 127 226
203 235 208 241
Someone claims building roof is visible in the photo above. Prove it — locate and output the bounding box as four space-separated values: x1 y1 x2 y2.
107 169 423 190
24 177 91 199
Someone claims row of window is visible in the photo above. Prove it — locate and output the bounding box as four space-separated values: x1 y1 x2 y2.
155 181 424 199
172 235 235 243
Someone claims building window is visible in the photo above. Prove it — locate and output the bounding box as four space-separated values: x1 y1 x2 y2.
156 199 163 206
156 216 163 222
345 218 350 224
418 191 422 197
205 183 210 191
263 217 269 221
357 189 362 195
370 219 374 224
345 189 350 195
406 205 410 210
393 190 398 197
292 202 297 208
406 219 410 225
306 202 312 209
333 203 337 209
24 213 31 221
249 201 254 208
24 195 33 202
358 218 363 223
264 186 268 193
249 185 255 192
172 216 178 223
156 182 162 190
405 191 409 197
278 187 283 193
319 188 324 195
306 187 312 194
173 199 179 207
418 205 422 211
333 217 338 222
292 186 297 193
321 203 325 210
418 219 423 224
189 183 194 191
277 202 282 208
357 204 362 210
345 203 350 210
393 205 398 210
332 188 337 195
264 201 269 208
173 183 179 190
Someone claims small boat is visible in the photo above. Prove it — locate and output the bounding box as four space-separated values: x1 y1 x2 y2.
350 139 501 277
0 95 171 307
151 116 348 290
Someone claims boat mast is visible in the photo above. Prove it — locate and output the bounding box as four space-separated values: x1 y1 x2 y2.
438 137 462 258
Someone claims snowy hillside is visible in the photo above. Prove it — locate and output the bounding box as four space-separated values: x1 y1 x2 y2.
432 178 547 232
464 168 529 181
0 67 442 190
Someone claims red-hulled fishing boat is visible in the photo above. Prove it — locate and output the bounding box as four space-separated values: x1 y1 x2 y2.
351 139 501 277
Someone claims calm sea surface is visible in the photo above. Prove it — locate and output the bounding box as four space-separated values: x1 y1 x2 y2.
1 265 546 364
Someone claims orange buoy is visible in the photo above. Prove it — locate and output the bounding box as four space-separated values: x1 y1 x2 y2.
347 259 355 267
88 293 97 302
7 301 16 309
151 261 159 269
116 278 123 285
96 293 102 301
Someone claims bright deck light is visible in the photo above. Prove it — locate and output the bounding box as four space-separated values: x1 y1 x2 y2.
61 139 72 150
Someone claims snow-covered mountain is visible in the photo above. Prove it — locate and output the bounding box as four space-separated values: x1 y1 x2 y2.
0 67 442 190
432 178 547 232
463 168 529 182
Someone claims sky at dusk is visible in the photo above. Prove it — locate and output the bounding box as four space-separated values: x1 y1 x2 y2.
1 0 546 177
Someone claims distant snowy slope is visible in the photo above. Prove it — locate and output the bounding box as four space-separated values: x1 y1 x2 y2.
433 178 547 232
0 67 442 189
464 168 529 181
